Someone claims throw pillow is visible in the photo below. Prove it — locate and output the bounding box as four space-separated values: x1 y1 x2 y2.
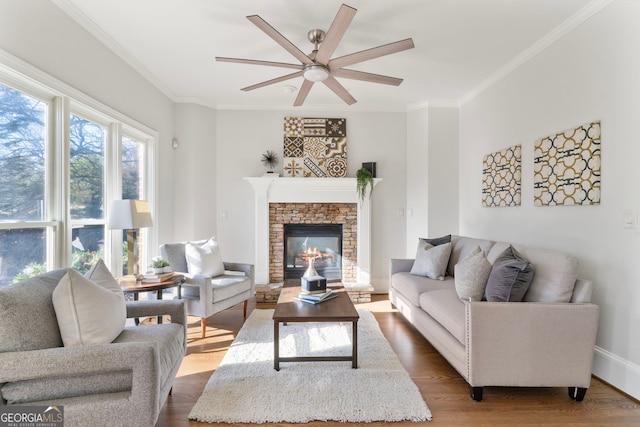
410 241 452 280
418 234 452 247
84 259 123 296
185 238 225 277
52 269 126 346
485 246 535 302
454 246 491 301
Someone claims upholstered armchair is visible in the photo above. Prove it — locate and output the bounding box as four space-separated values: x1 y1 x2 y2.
160 240 255 338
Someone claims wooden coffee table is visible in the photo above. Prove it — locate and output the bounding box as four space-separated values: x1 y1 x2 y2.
272 279 359 371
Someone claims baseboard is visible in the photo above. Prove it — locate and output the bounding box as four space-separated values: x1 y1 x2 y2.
592 345 640 401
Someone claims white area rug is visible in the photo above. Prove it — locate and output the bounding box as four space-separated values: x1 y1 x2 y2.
188 309 432 423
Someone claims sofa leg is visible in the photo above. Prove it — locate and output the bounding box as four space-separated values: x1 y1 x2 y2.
471 386 483 402
243 300 248 319
201 317 207 339
568 387 587 401
169 386 173 396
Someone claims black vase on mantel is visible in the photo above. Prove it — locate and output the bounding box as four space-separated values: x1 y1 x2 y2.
362 162 376 178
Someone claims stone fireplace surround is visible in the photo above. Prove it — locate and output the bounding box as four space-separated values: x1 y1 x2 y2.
245 177 380 300
270 203 357 283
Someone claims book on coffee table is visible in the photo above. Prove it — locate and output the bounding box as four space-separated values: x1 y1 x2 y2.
294 289 337 305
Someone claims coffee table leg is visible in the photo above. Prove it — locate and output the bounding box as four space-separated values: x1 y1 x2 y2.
352 320 358 369
274 321 280 371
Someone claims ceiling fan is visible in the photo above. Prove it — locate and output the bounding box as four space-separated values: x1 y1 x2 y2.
216 4 415 106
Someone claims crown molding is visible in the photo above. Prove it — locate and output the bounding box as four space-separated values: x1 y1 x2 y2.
458 0 613 106
52 0 177 102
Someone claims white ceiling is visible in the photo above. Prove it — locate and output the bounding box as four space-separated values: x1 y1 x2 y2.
53 0 601 111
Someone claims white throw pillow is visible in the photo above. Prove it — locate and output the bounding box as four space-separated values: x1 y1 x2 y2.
52 269 126 347
454 246 492 301
185 239 225 277
410 241 452 280
84 259 123 296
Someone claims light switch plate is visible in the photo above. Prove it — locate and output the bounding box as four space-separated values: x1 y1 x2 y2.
624 210 637 229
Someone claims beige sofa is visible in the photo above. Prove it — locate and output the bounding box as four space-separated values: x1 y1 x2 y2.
389 236 600 401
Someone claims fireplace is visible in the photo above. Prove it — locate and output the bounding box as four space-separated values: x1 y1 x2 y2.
244 176 380 287
284 224 342 281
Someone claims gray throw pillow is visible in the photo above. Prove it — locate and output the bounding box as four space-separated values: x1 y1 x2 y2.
410 241 452 280
485 246 535 302
454 246 491 301
418 234 451 247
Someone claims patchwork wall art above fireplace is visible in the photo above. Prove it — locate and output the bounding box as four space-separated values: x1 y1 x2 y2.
534 121 601 206
482 144 522 207
283 117 347 177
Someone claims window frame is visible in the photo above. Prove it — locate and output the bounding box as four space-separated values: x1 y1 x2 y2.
0 50 158 280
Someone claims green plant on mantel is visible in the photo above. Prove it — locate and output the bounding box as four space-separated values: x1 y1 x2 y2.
356 167 374 202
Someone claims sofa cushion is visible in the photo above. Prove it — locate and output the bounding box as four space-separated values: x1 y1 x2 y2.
52 269 126 346
211 275 252 303
1 371 132 404
419 288 466 345
186 239 225 277
391 272 453 306
113 323 184 387
488 242 579 303
410 241 452 280
0 269 67 352
485 246 535 302
447 236 496 277
454 247 491 301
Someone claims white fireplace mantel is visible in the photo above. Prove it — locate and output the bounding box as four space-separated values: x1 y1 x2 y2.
244 176 381 286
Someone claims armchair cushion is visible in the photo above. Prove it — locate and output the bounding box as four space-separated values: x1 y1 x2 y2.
185 239 224 277
52 269 126 346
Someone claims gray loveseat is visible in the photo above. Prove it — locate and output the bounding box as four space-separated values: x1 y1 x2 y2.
389 235 600 401
0 268 187 426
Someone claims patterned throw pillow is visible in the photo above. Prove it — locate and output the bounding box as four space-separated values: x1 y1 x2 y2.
485 246 535 302
410 241 452 280
454 246 491 301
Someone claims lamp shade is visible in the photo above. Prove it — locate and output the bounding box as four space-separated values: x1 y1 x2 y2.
108 200 153 230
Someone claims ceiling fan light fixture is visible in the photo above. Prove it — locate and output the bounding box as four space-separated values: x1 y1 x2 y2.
303 64 330 82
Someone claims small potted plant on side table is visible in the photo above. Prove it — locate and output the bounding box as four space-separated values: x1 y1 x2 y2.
151 257 171 274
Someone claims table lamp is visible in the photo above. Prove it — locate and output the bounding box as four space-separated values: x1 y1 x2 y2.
108 199 153 281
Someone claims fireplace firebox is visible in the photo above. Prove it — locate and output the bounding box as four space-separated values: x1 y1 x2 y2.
283 224 342 281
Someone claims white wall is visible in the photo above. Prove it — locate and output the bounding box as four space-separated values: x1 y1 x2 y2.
427 107 459 238
214 109 407 292
405 106 460 256
172 104 217 242
458 0 640 399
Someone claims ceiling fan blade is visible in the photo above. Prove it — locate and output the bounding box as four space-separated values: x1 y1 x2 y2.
241 71 303 92
332 68 403 86
329 38 415 69
323 76 357 105
293 80 314 106
247 15 313 65
314 4 357 65
216 57 303 70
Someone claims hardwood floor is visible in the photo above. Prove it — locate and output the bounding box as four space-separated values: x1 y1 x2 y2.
156 295 640 426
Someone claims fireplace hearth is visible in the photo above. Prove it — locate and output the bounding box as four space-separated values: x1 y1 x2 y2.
284 224 342 281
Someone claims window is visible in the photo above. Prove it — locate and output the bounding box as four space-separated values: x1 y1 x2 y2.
0 84 50 285
0 69 157 285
